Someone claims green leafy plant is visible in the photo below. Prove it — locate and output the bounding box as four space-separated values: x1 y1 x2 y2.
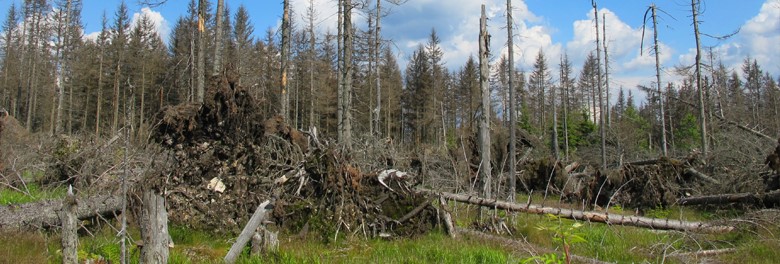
525 214 587 264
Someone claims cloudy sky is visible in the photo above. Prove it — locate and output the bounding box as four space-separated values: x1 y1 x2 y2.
2 0 778 103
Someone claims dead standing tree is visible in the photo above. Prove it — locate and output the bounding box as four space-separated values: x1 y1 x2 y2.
479 5 492 201
506 0 517 202
642 4 669 156
592 0 607 170
281 0 291 120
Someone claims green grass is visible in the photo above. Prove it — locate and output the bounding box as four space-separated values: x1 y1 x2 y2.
236 231 516 264
1 198 778 263
0 182 67 205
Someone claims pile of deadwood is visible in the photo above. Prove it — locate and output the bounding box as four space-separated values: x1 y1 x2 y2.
150 74 437 238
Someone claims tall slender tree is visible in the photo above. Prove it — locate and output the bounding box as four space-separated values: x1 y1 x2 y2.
593 0 606 169
212 0 224 75
691 0 708 156
280 0 291 120
506 0 517 201
479 4 492 200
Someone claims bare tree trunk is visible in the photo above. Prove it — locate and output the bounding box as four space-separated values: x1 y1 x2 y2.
212 0 224 76
54 0 71 135
374 0 382 137
337 0 344 141
651 5 668 156
196 0 206 103
506 0 516 202
593 0 606 170
308 0 316 130
421 189 735 233
95 44 104 135
59 192 78 264
692 0 708 156
561 55 570 161
224 201 272 264
343 0 353 148
602 14 611 128
281 0 291 120
479 5 492 200
140 190 169 264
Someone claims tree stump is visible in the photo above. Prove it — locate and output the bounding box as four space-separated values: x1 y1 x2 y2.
58 191 78 264
139 190 169 264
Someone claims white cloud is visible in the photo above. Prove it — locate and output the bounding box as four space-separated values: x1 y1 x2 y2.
131 7 170 42
678 0 780 76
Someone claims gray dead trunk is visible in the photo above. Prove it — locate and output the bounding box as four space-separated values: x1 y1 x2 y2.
139 190 169 264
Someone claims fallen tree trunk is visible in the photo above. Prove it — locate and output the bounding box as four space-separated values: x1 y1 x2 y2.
419 189 734 233
0 195 122 230
677 190 780 206
225 200 272 264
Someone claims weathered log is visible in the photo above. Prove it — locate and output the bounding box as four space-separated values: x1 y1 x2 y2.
396 200 432 223
0 195 122 230
684 168 720 185
438 196 456 238
59 191 78 264
140 190 170 264
224 200 272 264
677 190 780 206
419 189 734 233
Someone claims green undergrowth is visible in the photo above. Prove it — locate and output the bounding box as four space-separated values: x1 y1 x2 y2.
1 198 778 263
0 182 67 205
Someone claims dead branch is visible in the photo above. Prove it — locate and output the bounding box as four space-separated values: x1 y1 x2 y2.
0 195 122 230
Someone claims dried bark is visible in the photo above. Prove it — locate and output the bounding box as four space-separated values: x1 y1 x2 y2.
225 200 271 264
140 190 169 264
0 195 122 230
421 189 734 233
678 190 780 206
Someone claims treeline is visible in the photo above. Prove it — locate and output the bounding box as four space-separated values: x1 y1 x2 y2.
1 0 778 162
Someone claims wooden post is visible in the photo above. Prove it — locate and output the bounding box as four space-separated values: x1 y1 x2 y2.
59 190 78 264
224 200 272 264
251 227 279 256
139 190 169 264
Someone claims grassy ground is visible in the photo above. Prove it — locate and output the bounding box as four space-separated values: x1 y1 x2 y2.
2 188 779 263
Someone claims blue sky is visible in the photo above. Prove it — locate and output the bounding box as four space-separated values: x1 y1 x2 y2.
2 0 778 102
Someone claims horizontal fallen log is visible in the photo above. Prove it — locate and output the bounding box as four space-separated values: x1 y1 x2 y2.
0 195 122 230
418 189 734 233
677 190 780 206
683 168 720 185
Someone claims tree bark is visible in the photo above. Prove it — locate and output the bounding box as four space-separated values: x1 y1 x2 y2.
678 190 780 206
691 0 709 157
479 5 492 200
593 0 606 170
651 4 668 156
196 0 206 103
58 192 78 264
140 190 169 264
0 195 122 230
224 200 272 264
507 0 517 202
337 0 344 141
343 0 353 148
280 0 291 120
419 189 735 233
374 0 382 136
212 0 224 76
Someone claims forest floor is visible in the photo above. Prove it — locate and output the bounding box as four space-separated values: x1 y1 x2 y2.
2 187 779 264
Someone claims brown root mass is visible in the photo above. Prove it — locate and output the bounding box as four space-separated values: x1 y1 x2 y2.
151 73 436 237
